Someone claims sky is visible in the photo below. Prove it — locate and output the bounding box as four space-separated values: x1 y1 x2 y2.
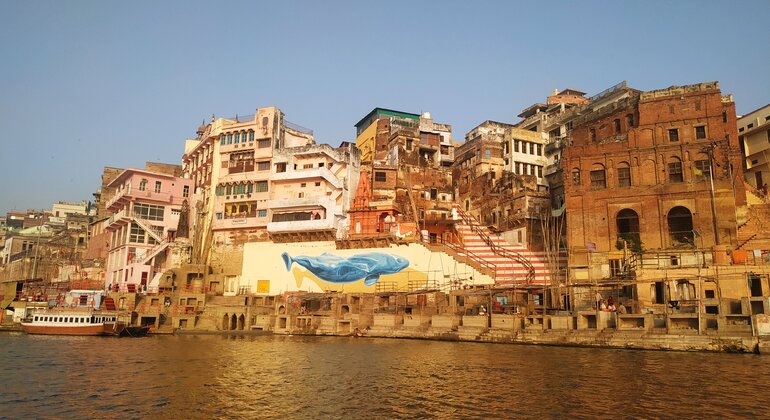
1 0 769 214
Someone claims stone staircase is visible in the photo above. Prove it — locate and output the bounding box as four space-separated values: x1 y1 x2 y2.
737 202 770 251
452 204 563 285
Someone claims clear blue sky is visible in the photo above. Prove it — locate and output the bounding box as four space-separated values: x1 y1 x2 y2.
1 0 769 214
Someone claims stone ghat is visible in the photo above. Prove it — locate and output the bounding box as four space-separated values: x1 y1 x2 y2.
191 305 770 354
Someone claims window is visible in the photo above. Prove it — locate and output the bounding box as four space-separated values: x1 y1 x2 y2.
748 123 754 129
133 204 164 221
430 188 437 200
129 223 145 243
227 134 233 144
249 131 255 142
669 105 675 114
590 166 606 190
258 210 267 217
216 212 222 220
617 166 631 187
485 149 491 159
571 169 581 186
247 183 253 194
315 182 321 187
695 100 701 111
234 133 240 144
722 111 727 123
255 181 268 193
695 126 706 139
139 179 147 191
614 119 621 134
668 160 683 183
303 163 313 169
536 165 542 178
374 171 387 182
318 162 325 167
300 183 307 188
258 139 270 148
275 162 286 173
626 114 634 128
183 186 189 198
220 136 226 145
668 206 694 245
668 128 679 142
694 159 711 180
257 161 270 171
226 185 232 195
590 128 596 143
154 181 161 193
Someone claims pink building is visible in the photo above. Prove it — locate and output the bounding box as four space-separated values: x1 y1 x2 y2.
104 168 192 291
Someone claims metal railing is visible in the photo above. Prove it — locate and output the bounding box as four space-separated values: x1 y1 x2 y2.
283 120 313 135
454 206 535 284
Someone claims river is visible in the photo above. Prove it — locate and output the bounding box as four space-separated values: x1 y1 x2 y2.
0 333 768 419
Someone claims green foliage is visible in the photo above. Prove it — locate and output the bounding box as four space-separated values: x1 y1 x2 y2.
616 234 643 254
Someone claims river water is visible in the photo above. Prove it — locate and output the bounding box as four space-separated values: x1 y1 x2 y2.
0 333 768 419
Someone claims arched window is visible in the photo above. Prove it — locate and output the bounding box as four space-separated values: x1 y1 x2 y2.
590 164 606 190
668 206 693 245
617 162 631 187
571 168 581 186
616 209 641 252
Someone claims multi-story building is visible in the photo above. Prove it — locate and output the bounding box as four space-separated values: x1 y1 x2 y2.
562 81 746 261
349 109 455 242
183 107 315 251
268 143 360 242
517 87 590 211
738 104 770 193
103 167 192 291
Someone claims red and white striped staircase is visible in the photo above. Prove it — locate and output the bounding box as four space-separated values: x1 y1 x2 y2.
452 204 564 285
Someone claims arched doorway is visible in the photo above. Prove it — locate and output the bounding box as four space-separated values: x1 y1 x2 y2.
223 313 230 330
230 314 237 331
378 212 389 233
238 314 245 330
616 209 641 252
668 206 694 245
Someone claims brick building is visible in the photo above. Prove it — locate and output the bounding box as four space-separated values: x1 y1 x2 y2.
563 81 746 258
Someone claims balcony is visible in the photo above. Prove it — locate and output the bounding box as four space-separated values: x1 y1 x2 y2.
105 208 130 229
271 167 342 189
212 216 266 230
269 196 335 211
106 188 174 211
267 217 335 234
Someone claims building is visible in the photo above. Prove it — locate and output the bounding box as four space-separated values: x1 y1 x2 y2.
103 167 192 291
453 121 550 248
517 87 590 211
354 108 420 163
562 81 746 270
268 142 360 242
349 109 455 242
738 104 770 193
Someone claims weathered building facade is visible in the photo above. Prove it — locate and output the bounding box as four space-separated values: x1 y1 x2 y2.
563 82 746 257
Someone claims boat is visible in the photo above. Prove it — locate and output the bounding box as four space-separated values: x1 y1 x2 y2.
21 310 124 336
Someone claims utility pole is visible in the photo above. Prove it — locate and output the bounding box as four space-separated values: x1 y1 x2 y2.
707 143 720 245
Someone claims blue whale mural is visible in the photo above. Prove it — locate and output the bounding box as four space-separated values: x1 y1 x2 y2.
281 252 409 286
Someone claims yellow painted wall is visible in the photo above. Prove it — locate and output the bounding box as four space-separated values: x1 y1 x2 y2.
355 122 377 163
241 241 492 294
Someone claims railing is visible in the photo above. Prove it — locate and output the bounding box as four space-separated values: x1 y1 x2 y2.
223 113 255 123
588 81 627 103
283 120 313 135
454 205 535 284
439 241 497 277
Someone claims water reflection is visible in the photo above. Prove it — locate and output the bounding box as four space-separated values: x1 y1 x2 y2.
0 334 768 418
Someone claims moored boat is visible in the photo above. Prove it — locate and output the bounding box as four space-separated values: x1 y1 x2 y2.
21 311 123 336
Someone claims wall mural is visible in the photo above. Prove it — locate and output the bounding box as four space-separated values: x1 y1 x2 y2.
281 252 409 286
242 241 493 294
